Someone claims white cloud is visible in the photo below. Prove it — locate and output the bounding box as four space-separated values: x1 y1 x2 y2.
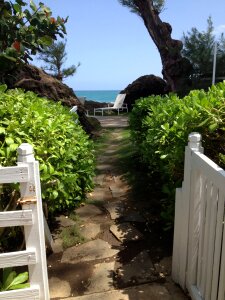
213 24 225 36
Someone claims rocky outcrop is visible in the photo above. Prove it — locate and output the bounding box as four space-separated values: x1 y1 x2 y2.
2 64 99 135
121 75 168 110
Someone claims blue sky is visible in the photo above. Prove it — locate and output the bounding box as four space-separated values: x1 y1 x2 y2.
34 0 225 91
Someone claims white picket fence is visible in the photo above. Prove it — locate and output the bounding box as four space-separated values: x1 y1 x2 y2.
172 132 225 300
0 144 50 299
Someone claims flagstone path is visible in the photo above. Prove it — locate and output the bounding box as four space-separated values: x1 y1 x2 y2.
48 116 190 300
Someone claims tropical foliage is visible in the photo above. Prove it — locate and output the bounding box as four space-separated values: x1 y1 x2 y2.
129 81 225 228
0 0 67 74
0 85 94 214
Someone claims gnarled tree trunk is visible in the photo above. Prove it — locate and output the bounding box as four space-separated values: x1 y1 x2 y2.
132 0 192 92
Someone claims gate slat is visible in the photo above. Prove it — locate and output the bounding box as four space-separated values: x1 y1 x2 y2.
211 192 225 299
0 210 33 227
0 287 39 299
0 166 29 183
197 175 207 288
0 250 36 268
199 180 212 297
205 185 219 300
187 170 201 288
217 210 225 300
172 187 182 283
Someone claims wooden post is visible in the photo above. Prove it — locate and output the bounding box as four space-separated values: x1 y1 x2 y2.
17 143 50 300
172 132 203 289
187 133 203 291
188 132 203 153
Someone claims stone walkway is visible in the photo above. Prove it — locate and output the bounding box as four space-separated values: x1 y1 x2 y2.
48 116 189 300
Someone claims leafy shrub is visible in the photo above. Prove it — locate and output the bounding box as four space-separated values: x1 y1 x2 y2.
0 85 94 214
129 81 225 227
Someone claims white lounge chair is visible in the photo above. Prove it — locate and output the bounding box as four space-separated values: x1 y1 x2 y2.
94 94 128 116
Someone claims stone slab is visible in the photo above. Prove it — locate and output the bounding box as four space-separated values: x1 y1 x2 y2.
87 187 108 202
104 149 117 154
109 184 127 198
49 277 71 298
61 239 119 263
80 223 101 240
115 251 155 286
84 262 115 295
93 174 105 186
123 211 145 223
110 223 144 242
52 237 63 253
62 283 172 300
96 163 112 171
75 205 103 221
104 201 124 220
164 277 189 300
94 116 129 128
55 215 76 227
154 256 172 276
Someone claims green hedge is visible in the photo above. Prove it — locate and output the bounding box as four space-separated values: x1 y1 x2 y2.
0 85 94 214
129 81 225 227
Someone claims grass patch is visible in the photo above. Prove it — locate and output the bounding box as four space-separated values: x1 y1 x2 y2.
85 199 104 207
93 128 114 152
68 212 81 222
60 224 86 249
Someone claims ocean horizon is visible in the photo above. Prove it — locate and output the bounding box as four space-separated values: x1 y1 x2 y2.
74 90 120 103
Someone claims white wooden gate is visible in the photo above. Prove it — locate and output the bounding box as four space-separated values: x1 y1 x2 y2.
0 143 50 300
172 132 225 300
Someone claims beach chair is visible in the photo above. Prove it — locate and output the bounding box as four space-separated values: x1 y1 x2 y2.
94 93 128 116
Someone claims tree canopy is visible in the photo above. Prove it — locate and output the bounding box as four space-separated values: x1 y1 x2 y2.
119 0 165 14
39 40 80 81
182 17 225 88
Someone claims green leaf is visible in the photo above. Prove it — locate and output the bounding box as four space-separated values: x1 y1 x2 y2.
8 283 30 290
30 0 37 11
13 3 21 13
8 272 29 289
2 268 13 287
15 0 26 5
209 123 218 132
48 164 54 174
198 117 210 127
0 127 5 134
0 84 7 93
9 143 19 151
2 269 16 291
52 190 58 199
38 36 53 46
5 137 14 145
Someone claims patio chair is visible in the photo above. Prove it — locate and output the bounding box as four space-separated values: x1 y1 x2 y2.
94 93 128 116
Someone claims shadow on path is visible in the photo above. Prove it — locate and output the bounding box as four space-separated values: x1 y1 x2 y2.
48 116 190 300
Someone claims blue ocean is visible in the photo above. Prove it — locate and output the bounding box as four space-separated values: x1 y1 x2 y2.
75 90 120 103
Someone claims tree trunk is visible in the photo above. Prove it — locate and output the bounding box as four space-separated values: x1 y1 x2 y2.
133 0 192 92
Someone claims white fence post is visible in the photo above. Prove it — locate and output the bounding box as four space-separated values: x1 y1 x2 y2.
186 134 204 294
17 143 50 300
172 132 203 289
